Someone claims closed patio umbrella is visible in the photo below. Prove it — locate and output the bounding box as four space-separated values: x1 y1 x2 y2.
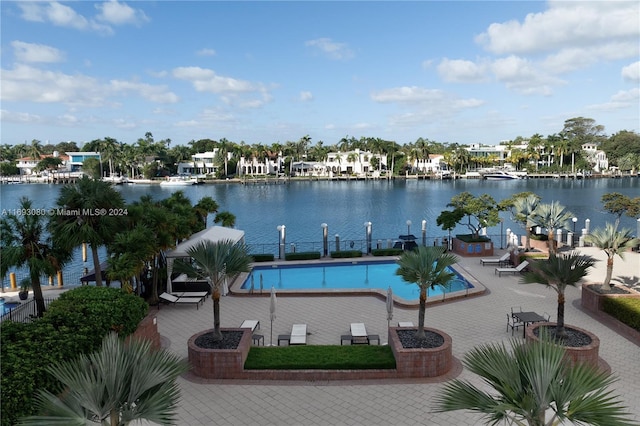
250 274 254 293
386 286 394 328
269 286 277 346
260 273 264 293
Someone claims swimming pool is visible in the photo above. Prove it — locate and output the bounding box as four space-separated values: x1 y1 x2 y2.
241 260 476 302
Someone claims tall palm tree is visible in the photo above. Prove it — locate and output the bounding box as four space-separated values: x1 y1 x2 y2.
173 240 251 341
214 211 236 228
194 196 219 229
434 337 636 426
107 226 156 294
395 246 458 340
512 194 540 251
0 197 69 317
19 332 188 426
530 202 573 254
51 177 126 286
586 223 639 290
521 252 595 339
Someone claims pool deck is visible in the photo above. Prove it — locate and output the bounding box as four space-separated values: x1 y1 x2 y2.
3 247 639 425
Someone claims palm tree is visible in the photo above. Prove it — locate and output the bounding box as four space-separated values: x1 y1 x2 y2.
51 177 126 286
173 240 251 341
19 332 188 426
586 223 639 291
194 196 219 229
530 202 573 254
107 226 156 294
434 337 636 426
395 246 458 340
512 194 540 251
521 252 595 339
214 211 236 228
0 197 69 317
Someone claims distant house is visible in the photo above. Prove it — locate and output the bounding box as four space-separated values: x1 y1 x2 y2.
324 149 386 176
16 151 70 175
238 151 283 176
413 154 448 173
64 152 101 172
581 143 608 172
177 151 220 176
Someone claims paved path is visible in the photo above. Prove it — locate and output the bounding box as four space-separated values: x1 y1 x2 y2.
154 247 639 425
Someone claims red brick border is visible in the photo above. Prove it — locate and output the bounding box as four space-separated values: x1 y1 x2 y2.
525 322 600 368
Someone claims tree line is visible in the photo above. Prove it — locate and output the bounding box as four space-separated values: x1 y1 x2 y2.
1 117 639 178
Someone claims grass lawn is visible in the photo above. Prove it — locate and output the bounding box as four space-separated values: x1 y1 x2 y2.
244 345 396 370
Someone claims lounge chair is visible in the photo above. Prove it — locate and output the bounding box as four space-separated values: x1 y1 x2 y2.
480 252 511 266
240 320 260 331
172 291 209 299
290 324 307 345
158 292 204 309
495 261 529 277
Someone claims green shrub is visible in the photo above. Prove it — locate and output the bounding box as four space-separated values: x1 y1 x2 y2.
0 287 148 426
455 234 491 243
251 253 275 262
530 233 549 241
371 248 403 256
284 251 322 261
602 297 640 331
330 250 363 258
245 345 396 370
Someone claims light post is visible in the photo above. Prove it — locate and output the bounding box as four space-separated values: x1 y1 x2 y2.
572 217 577 247
277 225 286 259
364 221 372 254
335 234 340 252
406 220 412 236
321 223 328 257
499 218 504 249
421 219 427 246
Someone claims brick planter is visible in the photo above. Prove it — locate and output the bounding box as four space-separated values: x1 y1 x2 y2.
129 312 161 350
581 284 640 313
451 238 493 257
525 323 600 368
388 327 453 378
188 328 252 379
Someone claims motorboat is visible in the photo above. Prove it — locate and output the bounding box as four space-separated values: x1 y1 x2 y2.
102 173 125 184
481 170 521 180
160 175 198 186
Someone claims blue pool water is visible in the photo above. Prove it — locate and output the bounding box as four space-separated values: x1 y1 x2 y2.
0 301 20 316
242 261 473 301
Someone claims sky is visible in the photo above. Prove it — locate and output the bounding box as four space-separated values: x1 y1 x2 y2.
1 1 639 147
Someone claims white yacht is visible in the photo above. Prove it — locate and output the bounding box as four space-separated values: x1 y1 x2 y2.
160 175 199 186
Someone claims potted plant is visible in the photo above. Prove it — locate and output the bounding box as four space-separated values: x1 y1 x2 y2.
18 279 30 300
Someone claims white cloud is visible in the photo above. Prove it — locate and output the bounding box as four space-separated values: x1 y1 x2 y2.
1 64 179 106
476 1 639 55
437 58 488 83
299 91 313 101
0 109 43 124
196 48 216 57
95 0 149 25
305 38 353 60
11 41 65 63
587 88 640 111
621 61 640 82
490 56 564 95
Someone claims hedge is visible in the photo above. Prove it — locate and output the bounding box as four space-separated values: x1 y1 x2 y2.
330 250 363 258
0 287 148 426
602 297 640 332
371 248 403 256
284 251 322 261
251 253 275 262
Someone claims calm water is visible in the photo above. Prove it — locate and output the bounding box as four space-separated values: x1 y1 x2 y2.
1 178 638 288
243 261 471 301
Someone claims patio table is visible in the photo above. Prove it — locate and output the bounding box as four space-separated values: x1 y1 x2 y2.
513 311 546 338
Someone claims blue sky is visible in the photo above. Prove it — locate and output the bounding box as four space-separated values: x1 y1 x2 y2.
1 1 638 147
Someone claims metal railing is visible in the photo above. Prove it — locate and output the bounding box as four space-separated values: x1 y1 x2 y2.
0 298 56 323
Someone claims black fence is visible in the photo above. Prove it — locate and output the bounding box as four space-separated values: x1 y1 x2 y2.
0 298 56 324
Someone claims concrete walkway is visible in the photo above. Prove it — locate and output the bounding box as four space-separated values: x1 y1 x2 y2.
155 247 639 425
3 247 637 425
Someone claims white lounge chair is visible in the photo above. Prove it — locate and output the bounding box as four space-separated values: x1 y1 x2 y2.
480 252 511 266
158 292 204 309
289 324 307 345
172 291 209 299
240 320 260 331
495 261 529 277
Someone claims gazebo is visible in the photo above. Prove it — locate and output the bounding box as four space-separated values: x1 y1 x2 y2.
165 226 245 294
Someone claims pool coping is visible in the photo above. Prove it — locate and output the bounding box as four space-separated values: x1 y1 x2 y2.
229 256 486 308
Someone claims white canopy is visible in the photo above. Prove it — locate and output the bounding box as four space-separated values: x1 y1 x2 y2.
165 226 245 293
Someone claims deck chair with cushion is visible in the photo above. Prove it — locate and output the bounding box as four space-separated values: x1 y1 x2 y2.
480 252 511 266
158 292 204 309
495 261 529 277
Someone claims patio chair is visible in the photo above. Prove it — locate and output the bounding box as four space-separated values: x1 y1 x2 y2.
543 312 551 321
506 313 523 336
289 324 307 345
495 261 529 277
480 252 511 266
158 292 204 310
510 306 522 316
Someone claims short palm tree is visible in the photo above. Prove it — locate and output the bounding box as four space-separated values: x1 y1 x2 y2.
530 202 573 254
1 197 70 317
512 194 540 251
434 337 636 426
19 332 188 426
173 240 252 341
586 223 639 291
395 246 458 340
521 252 595 339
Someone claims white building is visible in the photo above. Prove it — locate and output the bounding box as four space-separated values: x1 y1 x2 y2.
582 143 608 172
412 154 448 173
238 152 283 176
323 149 387 176
177 151 219 176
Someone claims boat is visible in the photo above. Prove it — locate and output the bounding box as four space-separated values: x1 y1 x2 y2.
101 173 125 184
125 178 154 185
160 175 199 186
481 170 521 180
